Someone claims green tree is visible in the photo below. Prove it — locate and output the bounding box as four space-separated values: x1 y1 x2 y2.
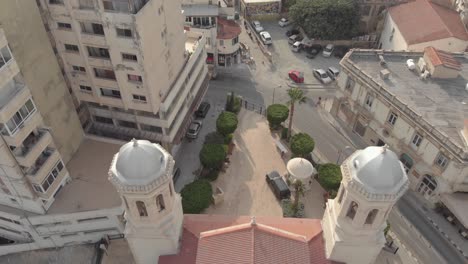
181 179 213 213
225 93 241 114
289 0 360 40
292 180 305 214
318 163 342 192
199 144 226 169
267 104 289 129
287 88 306 140
216 111 238 136
290 133 315 157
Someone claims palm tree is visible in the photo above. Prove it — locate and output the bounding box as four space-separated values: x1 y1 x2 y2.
292 179 305 215
287 88 306 140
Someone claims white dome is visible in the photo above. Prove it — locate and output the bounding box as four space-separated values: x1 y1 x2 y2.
351 146 406 194
287 158 315 180
114 139 167 185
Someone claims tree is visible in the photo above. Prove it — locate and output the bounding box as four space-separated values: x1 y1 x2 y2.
267 104 289 129
199 144 226 169
289 0 360 40
292 180 305 214
317 163 342 192
216 111 238 136
181 179 213 213
290 133 315 157
287 88 306 140
225 93 241 114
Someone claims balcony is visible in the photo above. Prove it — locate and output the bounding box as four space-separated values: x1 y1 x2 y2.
1 112 42 147
0 81 29 122
26 148 60 182
102 0 149 14
13 129 53 168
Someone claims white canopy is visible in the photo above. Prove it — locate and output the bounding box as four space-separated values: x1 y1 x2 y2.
287 158 315 180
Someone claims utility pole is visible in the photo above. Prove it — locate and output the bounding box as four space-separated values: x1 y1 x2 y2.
273 84 281 104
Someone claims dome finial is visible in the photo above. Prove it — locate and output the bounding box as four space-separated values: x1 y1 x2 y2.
382 144 389 153
250 216 256 226
132 138 138 147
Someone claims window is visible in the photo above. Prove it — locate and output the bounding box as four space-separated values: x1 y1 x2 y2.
118 120 137 129
49 0 64 4
434 152 448 169
122 53 137 61
72 65 86 73
80 22 104 35
219 40 224 46
156 194 165 212
116 27 132 38
128 74 142 83
411 133 423 148
387 112 398 126
185 17 192 23
57 22 72 30
64 44 79 52
79 85 92 92
4 99 36 135
132 94 147 102
94 115 114 124
94 68 116 80
87 46 110 58
365 209 379 225
140 124 163 133
232 36 239 45
0 46 12 69
365 93 374 108
337 186 345 204
33 184 43 193
136 201 148 217
345 77 355 92
353 119 366 137
41 161 63 193
100 88 121 98
346 201 358 220
400 154 413 173
79 0 94 9
103 0 146 13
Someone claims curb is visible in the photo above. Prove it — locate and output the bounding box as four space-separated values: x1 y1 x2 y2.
425 215 468 259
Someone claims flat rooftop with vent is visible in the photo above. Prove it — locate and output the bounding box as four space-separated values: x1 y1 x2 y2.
344 47 468 148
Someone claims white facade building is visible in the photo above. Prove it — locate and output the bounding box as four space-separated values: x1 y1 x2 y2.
38 0 209 150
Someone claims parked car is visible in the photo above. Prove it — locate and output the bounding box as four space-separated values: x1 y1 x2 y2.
333 45 350 58
186 120 203 139
305 44 322 59
327 67 340 80
313 69 332 84
322 44 334 57
260 31 272 45
278 18 290 27
252 20 264 32
265 171 291 200
173 167 181 184
195 102 210 118
291 41 301 52
285 28 300 37
288 34 302 45
288 70 304 83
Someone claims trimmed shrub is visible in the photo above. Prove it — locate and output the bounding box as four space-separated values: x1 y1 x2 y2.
225 93 241 114
200 144 226 170
290 133 315 157
224 133 234 144
318 163 342 192
267 104 289 129
216 111 238 136
181 179 213 214
204 132 225 145
281 127 288 139
281 199 305 218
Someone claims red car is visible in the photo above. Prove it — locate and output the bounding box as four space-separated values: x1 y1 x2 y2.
288 70 304 83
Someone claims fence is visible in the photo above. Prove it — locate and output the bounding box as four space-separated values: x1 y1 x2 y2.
239 98 267 116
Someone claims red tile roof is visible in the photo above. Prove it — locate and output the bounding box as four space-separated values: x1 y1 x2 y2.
389 0 468 45
159 215 339 264
217 18 241 40
424 46 462 70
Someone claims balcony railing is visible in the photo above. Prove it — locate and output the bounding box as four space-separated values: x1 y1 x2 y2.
13 129 48 158
103 0 148 14
26 148 55 177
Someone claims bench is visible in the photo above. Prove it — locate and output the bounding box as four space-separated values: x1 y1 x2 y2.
276 140 288 155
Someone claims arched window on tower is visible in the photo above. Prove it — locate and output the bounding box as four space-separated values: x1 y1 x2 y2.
136 201 148 217
156 194 165 212
346 201 358 220
365 209 379 225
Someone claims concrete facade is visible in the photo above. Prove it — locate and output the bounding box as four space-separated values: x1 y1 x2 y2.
38 0 209 150
331 49 468 204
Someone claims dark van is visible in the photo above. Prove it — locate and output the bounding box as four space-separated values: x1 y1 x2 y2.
265 171 291 200
195 102 210 118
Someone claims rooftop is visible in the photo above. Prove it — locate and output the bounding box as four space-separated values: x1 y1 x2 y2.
424 46 461 71
182 4 219 17
159 215 339 264
388 0 468 45
217 18 242 40
47 139 122 214
344 49 468 152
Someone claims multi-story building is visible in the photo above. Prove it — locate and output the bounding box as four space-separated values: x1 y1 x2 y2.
182 0 240 69
331 48 468 206
357 0 409 34
38 0 209 150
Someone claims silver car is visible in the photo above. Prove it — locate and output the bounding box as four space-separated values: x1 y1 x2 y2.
252 20 264 32
186 120 202 139
313 69 332 84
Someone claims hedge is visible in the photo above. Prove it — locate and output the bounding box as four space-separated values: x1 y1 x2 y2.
267 104 289 129
290 133 315 157
181 179 213 214
200 144 226 170
317 163 342 192
216 111 238 136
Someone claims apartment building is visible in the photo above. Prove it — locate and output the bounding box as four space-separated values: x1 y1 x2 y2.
182 0 240 69
38 0 209 150
331 48 468 206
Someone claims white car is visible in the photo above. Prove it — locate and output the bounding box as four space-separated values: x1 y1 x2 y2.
322 44 334 57
252 20 264 32
278 18 290 27
260 31 272 45
313 69 332 84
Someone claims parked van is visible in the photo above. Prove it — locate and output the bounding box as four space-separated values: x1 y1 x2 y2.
266 171 291 200
260 31 272 45
288 34 302 45
291 41 301 52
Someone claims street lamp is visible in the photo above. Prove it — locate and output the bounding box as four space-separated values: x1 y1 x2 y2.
273 84 281 104
336 146 352 165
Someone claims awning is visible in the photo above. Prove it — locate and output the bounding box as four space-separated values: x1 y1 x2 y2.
441 193 468 229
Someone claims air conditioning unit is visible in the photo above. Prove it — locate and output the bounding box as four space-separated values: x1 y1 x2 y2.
420 70 430 80
380 69 391 80
418 57 427 72
379 55 387 67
